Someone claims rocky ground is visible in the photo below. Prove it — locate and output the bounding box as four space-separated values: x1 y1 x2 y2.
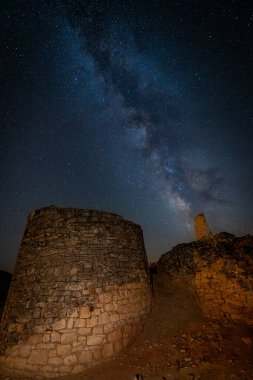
1 275 253 380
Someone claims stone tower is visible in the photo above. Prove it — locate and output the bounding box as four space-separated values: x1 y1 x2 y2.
194 211 212 240
0 206 153 378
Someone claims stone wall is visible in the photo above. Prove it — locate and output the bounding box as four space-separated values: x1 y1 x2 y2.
0 206 153 378
194 211 212 240
158 233 253 324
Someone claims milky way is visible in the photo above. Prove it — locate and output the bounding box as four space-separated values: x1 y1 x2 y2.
1 1 252 270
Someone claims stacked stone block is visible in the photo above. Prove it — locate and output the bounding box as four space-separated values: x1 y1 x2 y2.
158 233 253 324
194 211 212 240
0 206 153 377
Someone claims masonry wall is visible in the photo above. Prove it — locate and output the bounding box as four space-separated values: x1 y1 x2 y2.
158 233 253 325
194 212 212 240
0 206 153 378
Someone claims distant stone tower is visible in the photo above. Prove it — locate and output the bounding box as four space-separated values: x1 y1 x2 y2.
194 211 212 240
0 206 153 378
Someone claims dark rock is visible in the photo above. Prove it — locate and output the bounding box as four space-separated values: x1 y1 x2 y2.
0 270 12 318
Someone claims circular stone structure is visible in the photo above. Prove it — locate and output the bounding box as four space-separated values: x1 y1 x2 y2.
0 206 153 378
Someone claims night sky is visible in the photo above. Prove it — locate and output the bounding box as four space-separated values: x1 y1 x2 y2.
1 0 252 272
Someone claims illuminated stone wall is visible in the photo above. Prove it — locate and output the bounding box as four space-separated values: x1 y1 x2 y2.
0 206 153 378
194 211 212 240
158 233 253 324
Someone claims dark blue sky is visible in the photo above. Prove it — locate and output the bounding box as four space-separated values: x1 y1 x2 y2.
1 0 252 271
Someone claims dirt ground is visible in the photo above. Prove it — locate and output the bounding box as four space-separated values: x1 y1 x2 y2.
1 276 253 380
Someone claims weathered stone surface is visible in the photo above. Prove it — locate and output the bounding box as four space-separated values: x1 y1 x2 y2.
97 313 110 325
61 331 78 344
11 357 27 370
50 332 60 343
158 232 253 324
77 350 92 363
56 344 72 356
78 327 91 336
194 211 212 240
80 305 91 319
18 345 31 358
87 334 105 346
102 343 114 358
99 293 112 304
48 357 64 366
53 319 66 331
113 340 123 353
64 353 77 366
0 206 153 377
27 350 48 365
72 364 86 374
74 319 87 328
108 329 122 342
86 316 97 327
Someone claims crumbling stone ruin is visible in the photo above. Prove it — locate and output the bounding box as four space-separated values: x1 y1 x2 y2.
158 232 253 325
194 211 212 240
0 206 153 378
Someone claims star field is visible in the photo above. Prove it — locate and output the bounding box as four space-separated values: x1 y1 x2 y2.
0 0 252 271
